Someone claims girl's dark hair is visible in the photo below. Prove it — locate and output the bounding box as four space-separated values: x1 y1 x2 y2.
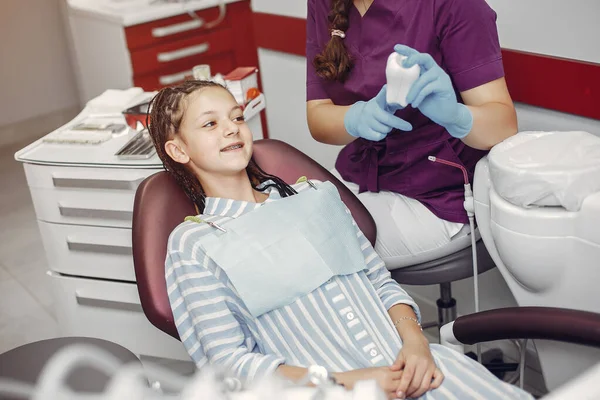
147 80 296 212
313 0 354 82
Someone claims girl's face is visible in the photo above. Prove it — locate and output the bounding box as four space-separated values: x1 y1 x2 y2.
165 86 253 180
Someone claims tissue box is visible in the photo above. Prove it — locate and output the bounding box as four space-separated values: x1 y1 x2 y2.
224 67 259 105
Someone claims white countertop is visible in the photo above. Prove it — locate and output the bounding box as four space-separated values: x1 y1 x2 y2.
14 88 266 169
15 92 164 169
66 0 244 26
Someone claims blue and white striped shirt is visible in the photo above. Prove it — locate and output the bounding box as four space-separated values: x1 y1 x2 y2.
165 181 535 399
166 180 420 381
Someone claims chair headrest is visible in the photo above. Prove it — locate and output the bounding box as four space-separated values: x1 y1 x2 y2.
132 171 195 339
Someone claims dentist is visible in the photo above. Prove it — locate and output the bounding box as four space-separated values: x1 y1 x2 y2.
306 0 517 268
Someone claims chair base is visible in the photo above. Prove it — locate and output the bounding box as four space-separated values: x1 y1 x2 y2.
423 283 519 380
466 349 519 380
421 282 459 337
437 282 457 327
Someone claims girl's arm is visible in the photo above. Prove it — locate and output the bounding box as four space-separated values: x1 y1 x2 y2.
387 304 426 344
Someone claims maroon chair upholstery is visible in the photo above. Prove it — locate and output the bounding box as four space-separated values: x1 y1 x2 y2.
451 307 600 348
132 139 377 339
132 171 195 339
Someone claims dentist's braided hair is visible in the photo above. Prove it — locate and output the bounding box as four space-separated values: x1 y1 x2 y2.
147 80 296 213
313 0 354 82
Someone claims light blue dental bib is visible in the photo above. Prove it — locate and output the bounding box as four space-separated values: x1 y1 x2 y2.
198 181 367 318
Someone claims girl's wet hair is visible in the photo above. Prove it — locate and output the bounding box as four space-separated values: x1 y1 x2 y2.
147 80 296 212
313 0 354 82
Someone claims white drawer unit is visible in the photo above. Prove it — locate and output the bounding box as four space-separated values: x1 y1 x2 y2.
50 272 190 361
30 187 139 228
38 221 136 282
23 163 152 190
25 163 158 228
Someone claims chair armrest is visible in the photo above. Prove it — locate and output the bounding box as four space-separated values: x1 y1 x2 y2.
440 307 600 348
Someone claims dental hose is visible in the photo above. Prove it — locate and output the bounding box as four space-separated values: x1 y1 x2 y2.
428 156 481 361
467 187 481 362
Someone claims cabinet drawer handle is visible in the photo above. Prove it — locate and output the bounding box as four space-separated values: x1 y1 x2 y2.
52 176 144 190
151 3 227 38
75 289 142 312
67 239 132 256
157 43 209 63
152 19 204 38
58 205 132 221
159 69 194 86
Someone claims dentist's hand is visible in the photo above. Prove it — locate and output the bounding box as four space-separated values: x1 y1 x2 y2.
344 85 413 142
394 44 473 139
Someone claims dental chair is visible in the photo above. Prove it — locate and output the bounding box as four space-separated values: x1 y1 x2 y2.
132 139 378 339
132 138 600 396
470 130 600 391
131 139 481 339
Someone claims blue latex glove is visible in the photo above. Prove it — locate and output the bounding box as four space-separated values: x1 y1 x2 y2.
394 44 473 138
344 85 413 142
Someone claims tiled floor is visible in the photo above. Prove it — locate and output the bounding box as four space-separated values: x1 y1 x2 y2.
0 139 60 355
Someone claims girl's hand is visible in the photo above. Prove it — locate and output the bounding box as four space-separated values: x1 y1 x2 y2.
391 337 444 399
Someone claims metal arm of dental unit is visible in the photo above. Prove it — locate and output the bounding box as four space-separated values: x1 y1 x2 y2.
427 156 479 356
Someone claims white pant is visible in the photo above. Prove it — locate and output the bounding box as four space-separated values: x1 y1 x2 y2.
331 170 466 270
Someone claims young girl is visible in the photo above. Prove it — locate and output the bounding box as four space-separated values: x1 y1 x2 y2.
147 80 532 400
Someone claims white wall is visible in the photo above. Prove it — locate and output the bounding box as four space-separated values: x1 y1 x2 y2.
252 0 333 167
487 0 600 63
252 0 306 18
0 0 79 128
258 49 342 169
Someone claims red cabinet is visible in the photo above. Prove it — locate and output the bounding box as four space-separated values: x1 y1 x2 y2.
64 0 266 136
125 1 258 91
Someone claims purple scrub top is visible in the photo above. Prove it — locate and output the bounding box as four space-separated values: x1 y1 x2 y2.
306 0 504 224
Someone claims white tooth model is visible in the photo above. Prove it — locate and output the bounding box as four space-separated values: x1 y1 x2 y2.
385 52 421 108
